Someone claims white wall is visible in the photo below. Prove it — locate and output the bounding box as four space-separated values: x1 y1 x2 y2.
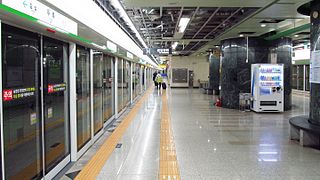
170 56 209 87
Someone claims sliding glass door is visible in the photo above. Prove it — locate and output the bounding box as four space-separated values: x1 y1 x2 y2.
103 55 113 122
93 51 103 134
43 37 70 173
134 64 141 98
2 24 70 179
123 61 130 106
117 59 123 112
2 24 42 180
305 65 310 91
76 46 91 150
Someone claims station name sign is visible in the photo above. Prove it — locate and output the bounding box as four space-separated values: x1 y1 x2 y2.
3 0 78 35
143 48 172 55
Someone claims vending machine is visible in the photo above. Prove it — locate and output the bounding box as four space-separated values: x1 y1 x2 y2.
251 64 284 112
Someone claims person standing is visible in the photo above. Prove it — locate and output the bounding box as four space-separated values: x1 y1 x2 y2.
153 71 158 87
155 73 163 90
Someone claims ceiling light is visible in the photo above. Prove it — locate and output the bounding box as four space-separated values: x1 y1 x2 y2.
239 34 244 37
294 34 299 38
172 42 178 49
148 9 154 14
260 24 266 27
178 17 190 33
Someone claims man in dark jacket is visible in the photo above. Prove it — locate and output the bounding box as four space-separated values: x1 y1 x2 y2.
153 72 158 87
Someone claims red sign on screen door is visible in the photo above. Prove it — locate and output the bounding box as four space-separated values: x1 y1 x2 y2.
48 85 54 93
3 89 13 101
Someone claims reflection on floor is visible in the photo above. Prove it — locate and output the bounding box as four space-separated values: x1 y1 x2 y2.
60 88 320 180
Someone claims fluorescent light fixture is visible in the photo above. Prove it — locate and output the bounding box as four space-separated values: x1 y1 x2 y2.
172 42 178 49
258 152 278 155
259 144 276 146
148 9 154 14
260 24 266 27
178 17 190 33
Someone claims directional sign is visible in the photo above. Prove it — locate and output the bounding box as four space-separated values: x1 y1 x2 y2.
143 48 172 55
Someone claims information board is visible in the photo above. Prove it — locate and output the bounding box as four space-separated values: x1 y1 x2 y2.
310 50 320 83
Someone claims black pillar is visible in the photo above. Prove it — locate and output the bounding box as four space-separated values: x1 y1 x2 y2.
269 38 293 111
220 37 269 109
309 1 320 125
209 49 220 95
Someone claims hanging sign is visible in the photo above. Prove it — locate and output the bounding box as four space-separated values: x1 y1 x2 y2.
2 0 78 35
3 87 36 101
139 59 146 65
127 52 133 59
143 48 172 55
107 41 117 52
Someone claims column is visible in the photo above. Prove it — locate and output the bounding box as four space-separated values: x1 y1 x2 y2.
209 49 220 95
220 37 269 109
269 37 293 111
309 1 320 125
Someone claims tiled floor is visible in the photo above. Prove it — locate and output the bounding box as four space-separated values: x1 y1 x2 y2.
61 88 320 180
169 89 317 180
96 90 162 180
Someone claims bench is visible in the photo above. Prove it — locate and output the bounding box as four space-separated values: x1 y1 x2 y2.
289 115 320 149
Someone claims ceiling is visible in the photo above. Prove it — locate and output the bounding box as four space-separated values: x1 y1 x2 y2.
125 6 259 55
101 0 311 57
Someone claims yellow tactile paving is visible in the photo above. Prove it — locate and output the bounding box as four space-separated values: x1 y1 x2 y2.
75 88 153 180
159 92 181 180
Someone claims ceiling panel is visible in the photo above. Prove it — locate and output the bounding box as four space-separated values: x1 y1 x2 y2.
122 0 274 8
